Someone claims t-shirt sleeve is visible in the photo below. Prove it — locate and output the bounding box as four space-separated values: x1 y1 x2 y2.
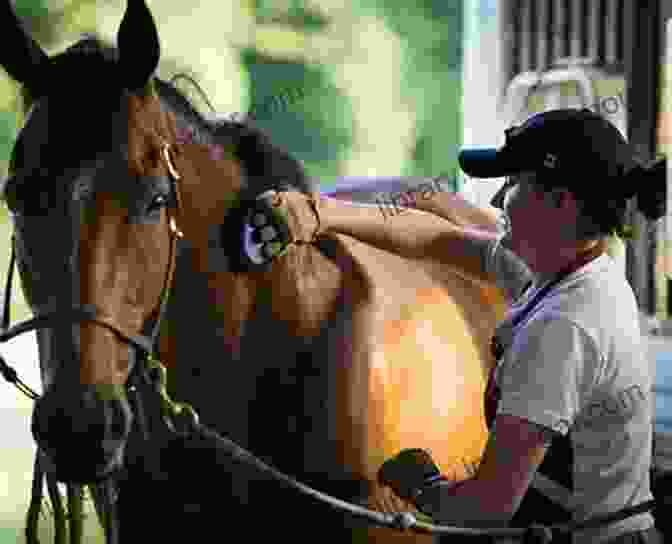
483 232 534 303
497 316 598 435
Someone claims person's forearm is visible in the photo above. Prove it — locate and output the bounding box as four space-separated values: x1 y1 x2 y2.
413 192 504 233
321 198 452 259
319 197 496 286
415 478 513 528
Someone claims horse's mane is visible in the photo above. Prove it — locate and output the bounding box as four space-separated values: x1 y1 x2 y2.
154 77 314 195
11 33 315 196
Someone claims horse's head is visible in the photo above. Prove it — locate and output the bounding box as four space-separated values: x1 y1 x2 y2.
0 0 186 483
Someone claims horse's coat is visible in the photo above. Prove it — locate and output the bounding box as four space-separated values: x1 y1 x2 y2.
150 103 508 540
0 1 509 540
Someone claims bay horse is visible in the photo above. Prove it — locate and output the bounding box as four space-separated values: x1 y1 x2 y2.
0 1 508 541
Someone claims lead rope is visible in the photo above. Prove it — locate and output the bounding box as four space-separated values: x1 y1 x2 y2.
100 479 119 544
66 484 84 544
46 472 66 544
25 452 44 544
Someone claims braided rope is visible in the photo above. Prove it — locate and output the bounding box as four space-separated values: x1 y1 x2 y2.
4 348 663 544
46 472 66 544
25 453 44 544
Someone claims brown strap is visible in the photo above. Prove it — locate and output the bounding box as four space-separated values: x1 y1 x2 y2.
306 193 322 242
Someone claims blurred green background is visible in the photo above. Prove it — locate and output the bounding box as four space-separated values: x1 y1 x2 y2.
0 0 465 541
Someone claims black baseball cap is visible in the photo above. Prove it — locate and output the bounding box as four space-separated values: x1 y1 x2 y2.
458 108 639 199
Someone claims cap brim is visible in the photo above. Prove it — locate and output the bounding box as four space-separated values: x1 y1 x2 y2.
458 148 516 179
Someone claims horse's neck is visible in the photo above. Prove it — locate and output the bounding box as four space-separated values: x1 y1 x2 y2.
164 112 344 352
168 239 342 360
254 243 344 341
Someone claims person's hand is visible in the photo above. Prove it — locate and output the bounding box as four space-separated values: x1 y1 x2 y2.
242 190 323 266
376 448 444 503
368 482 422 518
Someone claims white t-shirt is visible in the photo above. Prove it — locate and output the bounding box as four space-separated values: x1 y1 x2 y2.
485 234 655 544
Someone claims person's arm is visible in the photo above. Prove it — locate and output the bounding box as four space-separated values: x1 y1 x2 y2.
410 414 552 526
251 190 534 299
411 191 504 233
376 318 586 527
374 417 553 528
316 195 498 287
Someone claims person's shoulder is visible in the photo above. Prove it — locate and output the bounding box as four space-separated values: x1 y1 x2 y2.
557 255 637 322
520 311 600 358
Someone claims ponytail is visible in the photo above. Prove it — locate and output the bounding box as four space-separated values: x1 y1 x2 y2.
624 157 667 221
575 157 666 240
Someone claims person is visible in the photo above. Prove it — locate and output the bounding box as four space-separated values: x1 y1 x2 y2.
246 108 666 544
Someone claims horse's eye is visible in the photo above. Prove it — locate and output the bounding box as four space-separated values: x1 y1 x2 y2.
147 193 168 213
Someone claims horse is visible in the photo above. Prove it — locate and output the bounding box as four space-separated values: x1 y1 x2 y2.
0 1 508 541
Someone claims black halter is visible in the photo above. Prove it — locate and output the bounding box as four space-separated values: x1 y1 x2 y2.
0 141 184 544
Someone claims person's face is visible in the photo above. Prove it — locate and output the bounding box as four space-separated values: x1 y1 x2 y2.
499 171 571 260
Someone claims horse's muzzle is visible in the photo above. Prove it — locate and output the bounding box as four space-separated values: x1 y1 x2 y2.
31 382 133 483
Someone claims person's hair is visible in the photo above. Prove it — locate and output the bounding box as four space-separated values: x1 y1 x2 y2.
537 157 666 241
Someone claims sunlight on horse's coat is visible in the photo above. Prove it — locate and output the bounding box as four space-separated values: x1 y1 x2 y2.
375 286 491 469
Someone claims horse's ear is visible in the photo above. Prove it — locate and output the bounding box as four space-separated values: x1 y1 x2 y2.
0 0 49 97
117 0 161 93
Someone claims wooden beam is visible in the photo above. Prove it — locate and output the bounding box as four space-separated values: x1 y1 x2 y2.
624 0 660 314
